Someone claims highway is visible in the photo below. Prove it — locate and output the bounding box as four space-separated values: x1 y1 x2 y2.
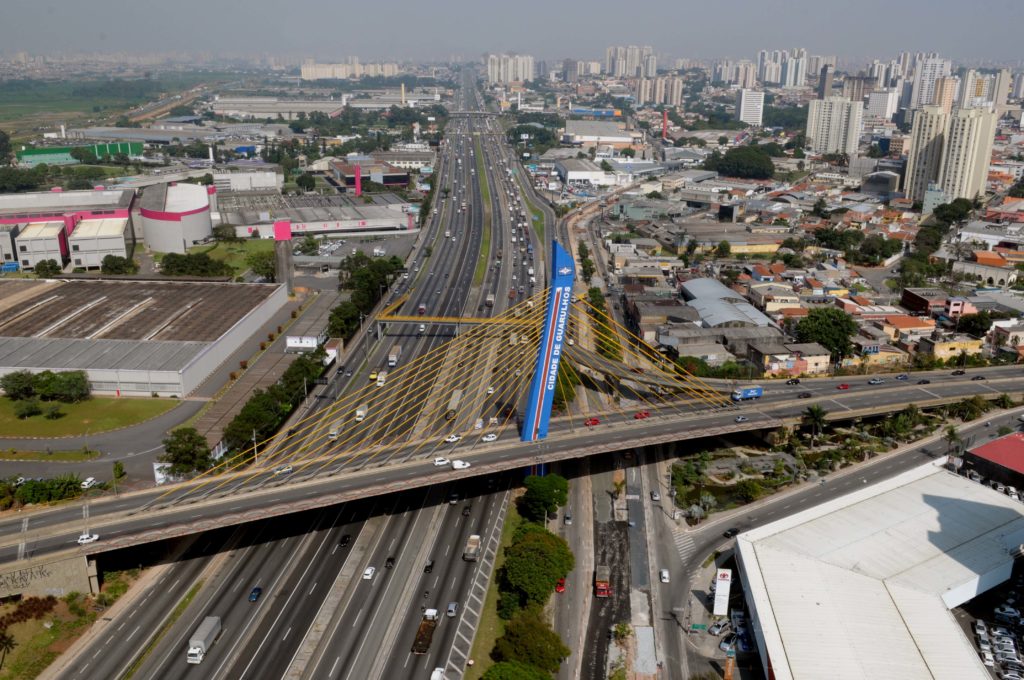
3 365 1021 570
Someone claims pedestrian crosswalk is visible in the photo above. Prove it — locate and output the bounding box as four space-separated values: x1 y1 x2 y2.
673 527 696 562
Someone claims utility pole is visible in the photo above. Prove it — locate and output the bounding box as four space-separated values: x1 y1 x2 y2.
252 429 258 465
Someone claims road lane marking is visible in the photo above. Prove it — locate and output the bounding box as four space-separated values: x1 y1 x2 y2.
125 625 139 642
308 582 317 595
329 656 341 676
282 626 291 641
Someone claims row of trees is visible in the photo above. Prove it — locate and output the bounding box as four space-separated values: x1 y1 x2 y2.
159 252 234 278
488 520 574 679
585 288 622 361
702 145 775 180
222 351 326 457
327 253 405 340
1 474 95 508
0 370 91 403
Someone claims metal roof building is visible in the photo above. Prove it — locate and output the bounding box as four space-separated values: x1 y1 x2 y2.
737 460 1024 680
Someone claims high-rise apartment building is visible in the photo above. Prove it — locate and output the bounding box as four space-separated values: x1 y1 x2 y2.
937 107 997 201
992 68 1012 115
805 97 863 155
486 54 534 84
643 54 657 78
842 76 875 106
735 61 758 89
865 89 900 121
817 65 834 99
635 78 654 105
781 49 807 88
909 56 952 109
666 77 683 107
735 89 765 126
932 76 959 114
606 45 652 77
562 59 579 83
905 106 949 202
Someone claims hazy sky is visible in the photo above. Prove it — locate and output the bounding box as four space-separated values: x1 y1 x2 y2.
2 0 1019 64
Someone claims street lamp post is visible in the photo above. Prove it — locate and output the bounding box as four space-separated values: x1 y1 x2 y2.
252 429 259 465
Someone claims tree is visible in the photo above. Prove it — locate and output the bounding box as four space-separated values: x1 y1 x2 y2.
944 424 961 454
34 259 62 277
803 404 828 450
0 129 11 164
295 173 316 192
101 254 137 275
501 524 575 608
113 461 126 481
956 311 996 338
13 399 42 419
620 147 635 158
246 250 277 282
734 479 765 503
297 235 319 256
717 135 729 146
811 197 828 218
795 308 858 360
702 145 775 179
600 160 613 172
482 661 552 680
520 475 569 522
0 370 36 400
0 631 17 669
69 147 98 164
492 609 570 674
160 252 233 277
161 428 213 475
715 240 731 258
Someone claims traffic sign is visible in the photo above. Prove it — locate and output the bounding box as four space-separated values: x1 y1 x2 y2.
690 623 707 630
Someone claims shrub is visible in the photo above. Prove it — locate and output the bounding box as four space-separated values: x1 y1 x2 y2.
14 399 42 419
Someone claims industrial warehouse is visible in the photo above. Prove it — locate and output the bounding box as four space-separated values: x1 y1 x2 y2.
0 279 287 397
736 460 1024 680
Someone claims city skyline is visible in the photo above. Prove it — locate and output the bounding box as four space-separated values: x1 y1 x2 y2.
1 0 1021 64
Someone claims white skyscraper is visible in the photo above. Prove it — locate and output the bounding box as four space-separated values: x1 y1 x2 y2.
735 89 765 126
781 49 807 89
910 56 952 109
486 54 535 84
805 97 863 155
643 53 657 78
938 107 997 201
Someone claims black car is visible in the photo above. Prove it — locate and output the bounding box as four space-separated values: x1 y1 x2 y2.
723 527 740 538
798 392 812 399
424 560 435 574
339 534 351 548
971 375 986 381
462 505 472 517
248 587 263 602
785 378 801 385
952 369 966 376
917 379 931 385
385 556 396 569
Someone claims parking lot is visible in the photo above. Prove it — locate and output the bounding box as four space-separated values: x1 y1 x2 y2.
955 564 1024 679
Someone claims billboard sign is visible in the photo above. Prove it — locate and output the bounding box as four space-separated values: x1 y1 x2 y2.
712 568 733 616
520 241 575 442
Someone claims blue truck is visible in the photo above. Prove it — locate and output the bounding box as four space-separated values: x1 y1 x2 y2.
731 386 764 401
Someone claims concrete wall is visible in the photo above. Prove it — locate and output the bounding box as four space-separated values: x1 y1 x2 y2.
0 554 94 599
85 368 184 397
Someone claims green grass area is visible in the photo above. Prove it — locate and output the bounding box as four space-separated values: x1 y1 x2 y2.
188 238 276 275
0 448 99 462
474 140 492 287
0 397 178 437
465 500 522 680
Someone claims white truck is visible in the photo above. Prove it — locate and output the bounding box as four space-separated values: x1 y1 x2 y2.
388 345 403 368
355 404 369 422
186 616 221 664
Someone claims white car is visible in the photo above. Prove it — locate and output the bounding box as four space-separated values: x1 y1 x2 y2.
659 569 670 583
444 434 462 444
362 567 376 580
273 465 293 475
734 416 749 423
433 457 450 467
81 477 97 489
982 651 995 667
451 460 471 470
77 533 99 545
481 433 498 443
486 386 495 395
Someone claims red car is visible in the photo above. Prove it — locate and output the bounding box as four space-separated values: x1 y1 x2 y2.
836 383 850 390
555 578 566 593
584 417 601 426
634 411 650 420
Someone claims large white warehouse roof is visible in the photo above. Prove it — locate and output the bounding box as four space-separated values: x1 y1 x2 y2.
737 460 1024 680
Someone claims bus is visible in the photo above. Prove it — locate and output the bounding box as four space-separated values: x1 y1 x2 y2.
445 389 463 421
